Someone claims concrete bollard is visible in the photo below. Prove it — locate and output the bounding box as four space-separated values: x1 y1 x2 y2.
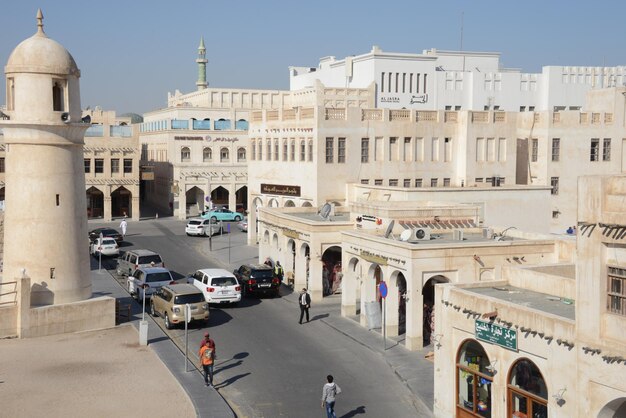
139 320 148 345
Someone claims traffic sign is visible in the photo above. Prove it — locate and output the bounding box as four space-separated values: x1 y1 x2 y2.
379 281 388 298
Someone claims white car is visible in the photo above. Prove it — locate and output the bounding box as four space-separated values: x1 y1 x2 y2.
127 267 175 301
189 268 241 305
90 237 119 257
185 218 223 237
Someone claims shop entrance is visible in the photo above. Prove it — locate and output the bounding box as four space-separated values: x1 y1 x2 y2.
598 398 626 418
396 272 407 335
422 275 450 345
321 246 342 296
86 187 104 218
111 186 131 218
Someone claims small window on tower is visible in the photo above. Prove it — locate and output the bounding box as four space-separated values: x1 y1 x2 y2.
52 80 65 112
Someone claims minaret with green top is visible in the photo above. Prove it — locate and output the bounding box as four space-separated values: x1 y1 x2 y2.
196 37 208 90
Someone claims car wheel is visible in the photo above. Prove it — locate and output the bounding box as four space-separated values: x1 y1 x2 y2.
234 215 242 221
150 302 156 317
164 313 172 329
204 228 211 237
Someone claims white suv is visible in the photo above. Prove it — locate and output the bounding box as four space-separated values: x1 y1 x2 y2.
185 218 223 237
189 268 241 305
128 267 175 301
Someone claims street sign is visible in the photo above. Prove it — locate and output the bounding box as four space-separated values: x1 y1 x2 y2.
185 303 192 323
379 281 388 298
227 223 231 233
475 319 518 351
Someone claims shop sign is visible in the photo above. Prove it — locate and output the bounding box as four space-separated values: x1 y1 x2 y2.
359 250 387 266
283 229 299 239
261 183 301 197
475 319 517 351
141 172 154 180
174 136 203 141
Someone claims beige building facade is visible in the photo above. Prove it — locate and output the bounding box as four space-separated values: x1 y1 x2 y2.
433 175 626 417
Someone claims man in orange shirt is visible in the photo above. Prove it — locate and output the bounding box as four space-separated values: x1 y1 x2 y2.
199 339 216 386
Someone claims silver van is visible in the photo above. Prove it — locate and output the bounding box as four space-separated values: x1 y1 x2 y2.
116 249 164 277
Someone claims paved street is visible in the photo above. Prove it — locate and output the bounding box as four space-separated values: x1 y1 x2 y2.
93 217 429 417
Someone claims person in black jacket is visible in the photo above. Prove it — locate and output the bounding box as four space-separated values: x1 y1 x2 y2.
298 288 311 324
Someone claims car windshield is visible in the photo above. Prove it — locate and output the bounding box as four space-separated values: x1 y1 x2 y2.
138 255 162 265
251 270 273 279
211 277 237 286
145 272 172 283
174 293 204 304
188 220 201 225
102 238 116 245
101 229 118 235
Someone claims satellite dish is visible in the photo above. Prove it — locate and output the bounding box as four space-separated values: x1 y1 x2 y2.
400 229 412 242
384 220 395 239
319 203 332 220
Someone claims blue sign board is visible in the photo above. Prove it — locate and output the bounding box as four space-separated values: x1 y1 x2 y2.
379 281 388 298
475 319 518 351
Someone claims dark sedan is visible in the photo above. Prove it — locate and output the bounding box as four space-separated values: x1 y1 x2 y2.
88 227 123 243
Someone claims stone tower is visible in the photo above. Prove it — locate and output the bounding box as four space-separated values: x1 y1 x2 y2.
196 37 208 90
0 10 91 305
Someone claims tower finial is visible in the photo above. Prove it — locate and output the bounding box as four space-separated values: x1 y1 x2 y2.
36 8 45 35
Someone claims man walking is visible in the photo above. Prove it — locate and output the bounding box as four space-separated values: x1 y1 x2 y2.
298 288 311 324
321 374 341 418
199 339 216 386
119 217 128 240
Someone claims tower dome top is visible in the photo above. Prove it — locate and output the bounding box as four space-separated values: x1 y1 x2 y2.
5 9 80 77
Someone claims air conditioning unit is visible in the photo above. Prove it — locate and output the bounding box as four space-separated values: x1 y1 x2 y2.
482 228 494 239
408 227 431 242
453 229 464 241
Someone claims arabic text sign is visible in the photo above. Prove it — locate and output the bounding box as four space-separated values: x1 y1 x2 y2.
260 183 301 197
475 319 518 351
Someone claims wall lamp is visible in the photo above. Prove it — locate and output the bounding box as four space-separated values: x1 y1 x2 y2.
552 387 566 407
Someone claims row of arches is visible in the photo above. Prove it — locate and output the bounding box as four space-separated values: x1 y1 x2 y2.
185 185 247 216
456 339 548 418
180 146 246 163
86 186 133 218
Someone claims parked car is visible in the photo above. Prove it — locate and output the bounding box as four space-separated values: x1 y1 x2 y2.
236 218 248 232
116 249 164 277
201 208 243 222
233 264 280 297
150 284 209 329
127 267 175 301
89 237 119 257
88 227 123 243
185 218 223 237
189 268 241 305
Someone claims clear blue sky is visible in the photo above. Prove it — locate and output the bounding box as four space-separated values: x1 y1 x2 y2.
1 0 625 114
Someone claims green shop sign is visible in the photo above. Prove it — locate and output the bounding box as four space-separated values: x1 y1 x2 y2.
475 319 518 351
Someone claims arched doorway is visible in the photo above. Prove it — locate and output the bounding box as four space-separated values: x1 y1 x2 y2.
598 398 626 418
0 186 5 202
321 245 342 296
86 187 103 218
348 258 361 313
272 233 279 249
268 198 279 207
287 239 296 279
263 230 270 245
212 186 229 208
508 359 548 418
111 186 132 218
456 339 493 418
185 186 205 217
302 201 313 207
236 185 248 213
253 197 263 241
396 272 407 334
422 275 450 345
285 200 295 207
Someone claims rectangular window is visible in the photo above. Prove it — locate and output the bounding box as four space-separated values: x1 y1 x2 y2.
380 72 385 92
395 73 399 93
290 140 295 161
389 137 398 161
423 74 427 92
475 178 483 183
111 158 120 174
123 158 132 173
531 138 538 162
409 73 413 93
444 137 452 162
325 137 334 163
590 138 600 161
267 141 272 161
431 138 439 162
389 179 398 187
388 73 392 93
94 159 104 174
416 73 420 93
374 179 383 186
84 159 91 173
361 138 369 163
402 73 406 93
476 138 485 162
338 137 346 163
360 179 369 185
308 140 313 162
443 178 451 187
0 157 4 173
415 138 424 161
551 177 559 195
274 141 279 161
403 179 411 187
300 140 305 161
403 137 411 161
498 138 507 162
486 138 495 161
283 141 288 161
608 266 626 316
251 141 256 160
430 178 438 187
415 178 423 187
52 79 65 112
603 138 611 161
551 138 560 161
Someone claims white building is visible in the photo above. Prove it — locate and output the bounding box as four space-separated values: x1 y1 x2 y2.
290 45 626 112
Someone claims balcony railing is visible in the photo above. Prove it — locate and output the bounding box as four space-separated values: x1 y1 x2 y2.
389 109 411 121
444 111 457 123
325 108 345 120
85 125 104 137
362 109 383 121
171 120 189 130
416 111 438 122
193 120 212 130
110 125 133 137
